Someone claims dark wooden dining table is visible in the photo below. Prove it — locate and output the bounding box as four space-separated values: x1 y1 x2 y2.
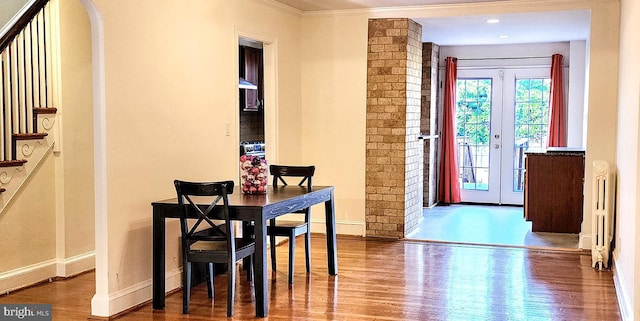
151 185 338 317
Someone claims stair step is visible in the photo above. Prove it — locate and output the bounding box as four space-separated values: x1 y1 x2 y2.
0 160 27 167
13 133 48 140
33 107 57 114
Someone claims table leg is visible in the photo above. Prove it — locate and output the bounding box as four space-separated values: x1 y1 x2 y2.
325 190 338 275
254 215 268 317
152 210 165 309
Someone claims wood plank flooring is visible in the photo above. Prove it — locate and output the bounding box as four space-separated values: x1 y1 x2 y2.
0 236 620 320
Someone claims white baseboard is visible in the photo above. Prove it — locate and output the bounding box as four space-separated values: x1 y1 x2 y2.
310 220 365 237
99 267 182 317
0 251 96 294
56 251 95 277
163 267 183 293
612 255 633 321
579 233 592 250
0 259 57 294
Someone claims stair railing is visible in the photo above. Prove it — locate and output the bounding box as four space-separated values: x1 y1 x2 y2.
0 0 56 199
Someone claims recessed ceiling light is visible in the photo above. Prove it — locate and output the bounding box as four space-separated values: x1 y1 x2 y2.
486 19 500 24
498 35 509 39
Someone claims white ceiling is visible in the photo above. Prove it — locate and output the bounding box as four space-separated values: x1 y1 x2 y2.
274 0 503 11
273 0 590 46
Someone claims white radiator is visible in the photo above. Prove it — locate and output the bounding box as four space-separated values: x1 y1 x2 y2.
592 160 614 270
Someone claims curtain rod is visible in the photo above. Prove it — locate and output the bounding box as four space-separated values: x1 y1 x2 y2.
455 56 553 61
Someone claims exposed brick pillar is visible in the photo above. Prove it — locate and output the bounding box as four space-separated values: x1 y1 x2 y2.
421 43 440 207
366 18 423 238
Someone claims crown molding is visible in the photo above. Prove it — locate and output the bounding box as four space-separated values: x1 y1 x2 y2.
301 0 602 16
253 0 303 16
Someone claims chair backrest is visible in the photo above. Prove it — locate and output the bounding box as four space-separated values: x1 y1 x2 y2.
270 165 315 190
174 180 235 251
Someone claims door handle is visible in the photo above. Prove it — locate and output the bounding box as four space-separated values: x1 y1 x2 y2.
494 144 500 149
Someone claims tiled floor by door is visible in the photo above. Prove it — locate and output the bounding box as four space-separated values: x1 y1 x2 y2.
407 204 580 250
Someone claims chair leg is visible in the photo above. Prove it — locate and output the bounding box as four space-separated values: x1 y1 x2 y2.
288 231 295 284
246 254 253 282
270 222 277 272
305 228 311 273
206 263 214 298
227 259 236 317
183 261 191 314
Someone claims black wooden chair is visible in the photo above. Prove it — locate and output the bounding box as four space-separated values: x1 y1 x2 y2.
174 180 255 316
267 165 315 284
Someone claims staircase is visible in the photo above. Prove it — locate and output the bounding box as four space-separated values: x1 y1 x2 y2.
0 0 57 211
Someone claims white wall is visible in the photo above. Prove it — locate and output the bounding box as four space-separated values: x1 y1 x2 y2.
568 40 586 148
301 12 369 235
0 152 56 278
58 0 95 275
615 0 640 319
84 0 303 316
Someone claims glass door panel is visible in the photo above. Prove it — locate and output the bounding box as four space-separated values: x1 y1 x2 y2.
500 69 551 205
457 79 491 191
455 69 502 203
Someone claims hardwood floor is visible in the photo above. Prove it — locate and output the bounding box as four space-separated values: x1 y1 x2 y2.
0 236 620 320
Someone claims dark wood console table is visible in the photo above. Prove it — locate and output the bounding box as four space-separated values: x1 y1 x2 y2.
524 148 584 233
151 185 338 317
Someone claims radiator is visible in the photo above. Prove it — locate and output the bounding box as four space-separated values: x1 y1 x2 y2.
592 160 614 270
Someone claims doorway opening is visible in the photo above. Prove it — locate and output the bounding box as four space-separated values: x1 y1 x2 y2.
408 42 582 250
238 38 265 161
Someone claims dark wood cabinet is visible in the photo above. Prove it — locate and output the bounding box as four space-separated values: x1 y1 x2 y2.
524 149 585 233
241 46 263 111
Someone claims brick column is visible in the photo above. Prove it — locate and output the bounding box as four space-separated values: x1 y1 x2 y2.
366 18 423 238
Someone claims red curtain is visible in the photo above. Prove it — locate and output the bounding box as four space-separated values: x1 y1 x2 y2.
438 57 461 204
547 54 566 147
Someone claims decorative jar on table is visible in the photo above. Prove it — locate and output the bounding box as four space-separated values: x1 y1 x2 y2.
240 155 268 194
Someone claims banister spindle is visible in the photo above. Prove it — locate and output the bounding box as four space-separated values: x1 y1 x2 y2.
29 22 37 132
18 30 27 134
0 58 5 161
9 42 17 160
24 22 34 134
38 11 46 109
14 34 21 136
42 6 49 108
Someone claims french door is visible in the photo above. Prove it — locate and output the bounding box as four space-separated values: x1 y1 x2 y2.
454 68 551 205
